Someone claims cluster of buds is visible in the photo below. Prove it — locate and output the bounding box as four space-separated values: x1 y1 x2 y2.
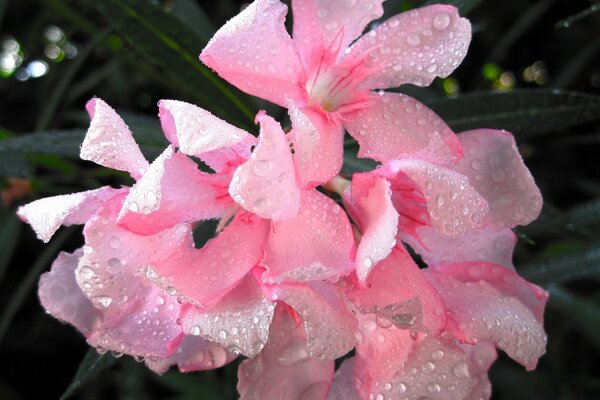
19 1 547 399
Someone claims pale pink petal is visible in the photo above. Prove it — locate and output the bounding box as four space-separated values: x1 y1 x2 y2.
454 129 543 229
346 246 446 334
404 225 516 269
145 335 237 374
462 342 497 400
264 281 357 359
159 100 256 172
344 173 398 282
81 98 149 179
118 146 232 234
344 92 461 164
182 274 275 358
288 104 344 186
350 5 471 88
237 305 334 400
148 213 270 308
327 358 361 400
380 159 489 237
38 249 102 336
200 0 304 107
426 262 548 370
230 112 301 220
17 186 125 243
291 0 384 68
262 190 354 283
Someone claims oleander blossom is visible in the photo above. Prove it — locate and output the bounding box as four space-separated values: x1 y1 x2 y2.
201 0 472 183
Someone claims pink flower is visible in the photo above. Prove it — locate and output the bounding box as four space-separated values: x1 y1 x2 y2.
201 0 472 182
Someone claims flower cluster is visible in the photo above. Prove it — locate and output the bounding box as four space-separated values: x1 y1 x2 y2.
19 1 548 399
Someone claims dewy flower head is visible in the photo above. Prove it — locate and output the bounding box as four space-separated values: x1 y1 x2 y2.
201 0 472 182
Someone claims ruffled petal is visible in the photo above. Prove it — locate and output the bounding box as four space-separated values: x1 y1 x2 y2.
38 249 102 336
81 98 149 179
350 5 471 88
237 305 334 400
118 146 232 234
230 112 301 220
380 159 489 237
200 0 304 107
145 335 237 374
182 274 275 358
288 104 344 186
264 281 357 359
263 190 354 283
463 342 497 400
426 262 548 370
344 173 398 282
347 246 446 334
327 358 361 400
17 186 125 242
291 0 384 68
159 100 255 172
454 129 543 229
344 92 461 164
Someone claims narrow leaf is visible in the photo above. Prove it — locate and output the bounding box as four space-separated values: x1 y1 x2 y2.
519 244 600 284
167 0 215 42
556 3 600 29
60 348 120 400
0 207 22 284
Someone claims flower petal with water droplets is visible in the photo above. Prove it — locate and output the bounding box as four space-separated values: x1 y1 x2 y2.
327 357 361 400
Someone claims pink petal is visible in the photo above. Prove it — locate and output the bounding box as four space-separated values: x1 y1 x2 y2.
229 112 301 220
327 358 361 400
291 0 384 69
346 246 446 334
145 335 237 374
454 129 543 229
38 249 102 336
182 274 275 358
344 92 461 164
404 225 516 269
265 281 357 359
462 342 497 400
118 146 232 234
149 213 270 308
200 0 304 108
426 262 548 370
381 159 489 237
237 305 334 400
288 104 344 186
81 98 149 179
262 190 354 283
344 173 398 282
159 100 256 172
350 5 471 88
17 186 125 242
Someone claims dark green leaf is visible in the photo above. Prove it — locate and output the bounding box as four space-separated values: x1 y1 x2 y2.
423 0 483 15
519 244 600 284
60 348 120 400
0 207 21 285
167 0 215 42
425 90 600 139
0 153 30 178
556 3 600 29
0 131 86 157
342 145 379 174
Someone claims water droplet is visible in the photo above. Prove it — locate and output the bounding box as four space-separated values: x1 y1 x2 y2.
406 33 421 46
421 361 435 372
146 190 157 202
427 382 441 394
129 202 139 212
433 13 451 30
252 160 273 176
109 236 120 249
106 257 122 274
219 330 227 340
397 383 407 393
436 194 445 207
190 325 201 336
363 257 373 268
432 349 444 360
93 295 113 308
453 361 470 378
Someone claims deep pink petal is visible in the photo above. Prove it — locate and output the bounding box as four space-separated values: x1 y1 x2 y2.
17 186 125 243
350 5 471 88
200 0 304 107
404 225 516 269
380 159 489 237
346 246 446 334
291 0 384 69
182 274 275 358
118 146 232 234
38 249 102 336
149 213 269 308
81 98 149 179
159 100 255 172
230 112 301 220
426 262 548 370
454 129 543 229
264 281 357 359
288 104 344 186
263 190 354 283
344 173 398 282
344 92 461 164
145 336 237 374
327 358 361 400
237 305 334 400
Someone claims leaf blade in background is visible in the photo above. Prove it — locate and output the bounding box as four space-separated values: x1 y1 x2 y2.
167 0 216 42
425 90 600 139
555 2 600 29
519 244 600 284
0 207 22 284
59 348 120 400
